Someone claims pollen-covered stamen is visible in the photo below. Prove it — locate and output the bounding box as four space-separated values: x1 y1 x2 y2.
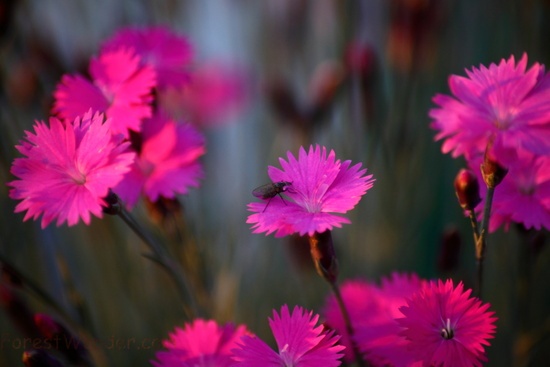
440 318 454 340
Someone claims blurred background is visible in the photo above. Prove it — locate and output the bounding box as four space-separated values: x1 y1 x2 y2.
1 0 549 366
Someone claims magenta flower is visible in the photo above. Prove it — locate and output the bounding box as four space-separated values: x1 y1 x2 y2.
322 279 381 363
52 48 156 137
8 110 135 228
472 149 550 232
324 274 425 366
114 112 206 208
232 305 345 367
152 319 251 367
430 53 550 160
171 61 249 127
101 26 193 90
356 273 426 367
397 279 497 367
247 145 375 237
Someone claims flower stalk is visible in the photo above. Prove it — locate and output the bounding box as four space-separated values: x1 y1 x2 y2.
308 231 367 367
475 144 508 297
104 191 199 318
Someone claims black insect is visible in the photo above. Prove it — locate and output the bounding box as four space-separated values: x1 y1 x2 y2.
252 181 293 212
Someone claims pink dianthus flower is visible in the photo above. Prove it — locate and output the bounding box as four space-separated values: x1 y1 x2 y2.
247 145 374 237
152 319 250 367
175 62 249 127
323 273 425 366
114 112 205 208
430 53 550 160
397 279 497 367
52 48 156 137
101 26 193 90
322 279 380 363
8 111 135 228
232 304 345 367
471 149 550 232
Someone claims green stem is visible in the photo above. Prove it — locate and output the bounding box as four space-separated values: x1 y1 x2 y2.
475 185 495 298
117 207 199 318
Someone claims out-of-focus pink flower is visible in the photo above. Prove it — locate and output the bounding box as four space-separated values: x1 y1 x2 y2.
324 274 425 366
159 61 249 128
152 319 250 367
322 279 381 363
52 48 156 137
232 305 345 367
430 53 550 160
247 145 374 237
101 26 193 90
8 110 135 228
471 149 550 232
356 273 426 367
398 279 497 367
114 112 205 208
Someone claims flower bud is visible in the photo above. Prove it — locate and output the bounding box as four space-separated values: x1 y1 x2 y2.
481 139 508 188
344 42 375 80
454 169 481 210
102 190 121 215
308 231 338 283
481 159 508 189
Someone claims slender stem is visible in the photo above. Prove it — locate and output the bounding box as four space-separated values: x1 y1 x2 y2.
475 185 495 298
468 209 480 243
329 280 368 367
117 207 199 318
307 232 366 367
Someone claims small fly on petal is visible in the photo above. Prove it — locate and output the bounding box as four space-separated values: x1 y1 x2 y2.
252 181 292 212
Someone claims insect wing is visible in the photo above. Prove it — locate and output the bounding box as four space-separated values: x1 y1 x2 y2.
252 183 277 199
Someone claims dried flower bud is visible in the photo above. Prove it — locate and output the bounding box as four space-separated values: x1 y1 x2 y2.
454 169 481 210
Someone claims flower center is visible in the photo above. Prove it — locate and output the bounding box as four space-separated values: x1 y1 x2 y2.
493 105 515 130
440 318 454 340
68 167 87 185
279 343 295 366
139 158 155 177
